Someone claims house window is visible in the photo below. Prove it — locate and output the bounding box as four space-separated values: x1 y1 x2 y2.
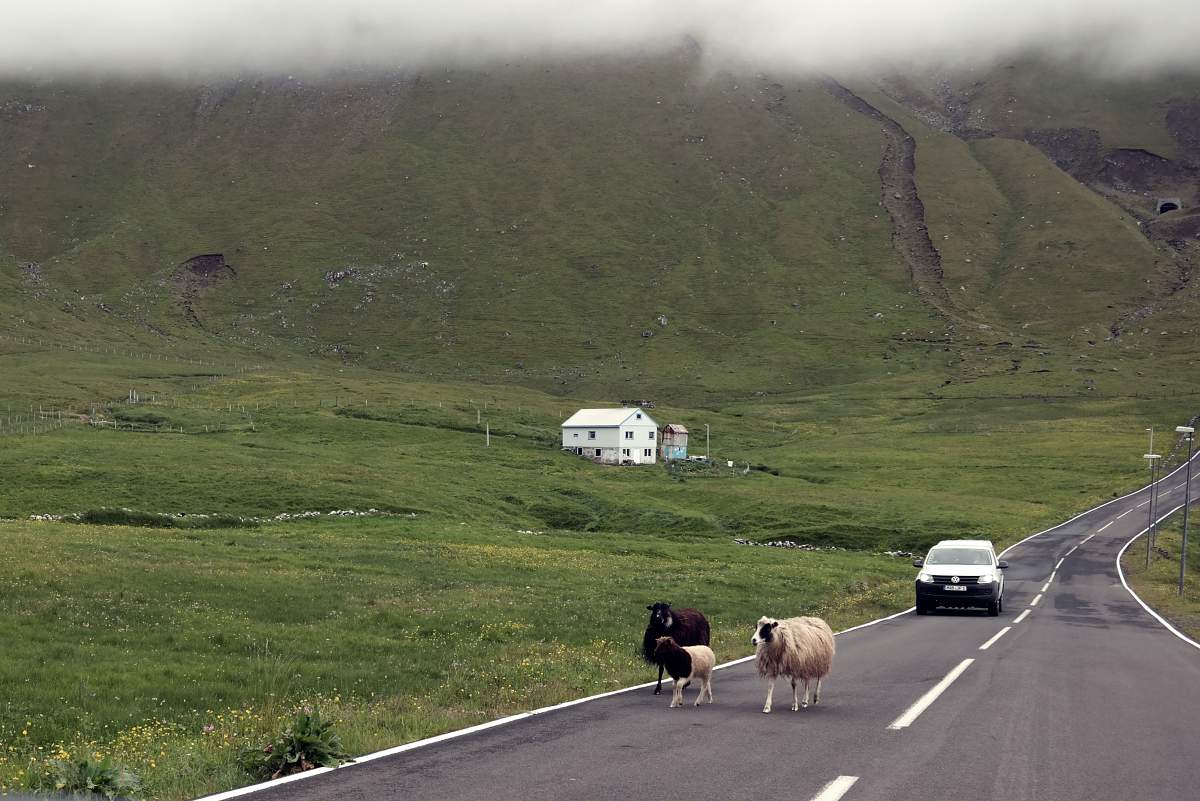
643 449 652 457
622 448 630 456
588 430 596 440
573 432 578 438
636 413 642 419
649 431 655 440
624 431 633 439
595 448 602 457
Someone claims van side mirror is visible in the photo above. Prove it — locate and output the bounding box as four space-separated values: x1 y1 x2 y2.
912 557 924 568
997 560 1009 569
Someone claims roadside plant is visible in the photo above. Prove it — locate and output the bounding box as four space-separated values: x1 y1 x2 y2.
239 710 350 779
24 755 142 798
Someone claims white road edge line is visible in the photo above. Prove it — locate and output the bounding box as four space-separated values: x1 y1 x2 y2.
1047 571 1056 582
1099 521 1114 532
887 659 975 730
1040 582 1050 593
1030 594 1043 607
192 450 1200 801
991 451 1192 563
809 775 860 801
979 627 1012 651
1055 558 1065 569
1116 504 1200 653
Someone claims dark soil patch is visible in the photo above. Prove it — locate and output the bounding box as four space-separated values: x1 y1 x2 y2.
174 254 236 328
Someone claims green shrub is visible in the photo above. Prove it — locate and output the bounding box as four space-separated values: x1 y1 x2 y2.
24 755 142 799
239 710 350 780
112 410 168 425
528 499 596 531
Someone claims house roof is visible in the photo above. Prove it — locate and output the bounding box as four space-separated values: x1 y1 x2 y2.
663 424 688 434
561 408 657 428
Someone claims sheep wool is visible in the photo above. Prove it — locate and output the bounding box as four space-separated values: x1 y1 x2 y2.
752 615 835 713
653 636 716 708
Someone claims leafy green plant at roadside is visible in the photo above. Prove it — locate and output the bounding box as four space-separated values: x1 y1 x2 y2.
24 755 141 799
238 710 349 780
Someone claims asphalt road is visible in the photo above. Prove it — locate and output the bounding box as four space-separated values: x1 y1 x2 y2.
236 463 1200 801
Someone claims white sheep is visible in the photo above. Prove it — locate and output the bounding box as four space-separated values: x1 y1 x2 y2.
751 615 835 713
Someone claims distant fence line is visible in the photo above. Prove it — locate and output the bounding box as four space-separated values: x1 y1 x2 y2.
0 409 79 436
87 419 253 435
0 390 564 440
0 331 260 372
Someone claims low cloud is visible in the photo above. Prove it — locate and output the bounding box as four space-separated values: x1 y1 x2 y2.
4 1 1199 79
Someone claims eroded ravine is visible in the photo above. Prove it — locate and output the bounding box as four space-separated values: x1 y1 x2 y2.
819 78 956 322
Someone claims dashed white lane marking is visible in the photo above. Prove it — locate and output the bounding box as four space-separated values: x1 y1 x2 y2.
809 775 859 801
1065 545 1078 556
1041 582 1050 592
887 659 975 730
1055 558 1065 569
1030 594 1043 607
979 627 1012 651
1117 509 1132 519
1014 609 1031 624
1175 483 1187 491
1137 499 1151 507
1098 521 1114 532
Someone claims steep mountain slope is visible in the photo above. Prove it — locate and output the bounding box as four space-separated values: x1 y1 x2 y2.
1 54 1197 401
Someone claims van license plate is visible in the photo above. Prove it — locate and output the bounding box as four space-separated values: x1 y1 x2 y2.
943 585 967 591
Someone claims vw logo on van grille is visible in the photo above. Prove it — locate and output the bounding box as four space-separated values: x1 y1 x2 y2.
951 576 960 583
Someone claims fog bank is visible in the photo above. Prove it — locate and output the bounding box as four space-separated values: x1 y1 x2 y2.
4 1 1199 78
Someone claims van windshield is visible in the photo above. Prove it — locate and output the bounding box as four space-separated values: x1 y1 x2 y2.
925 547 992 566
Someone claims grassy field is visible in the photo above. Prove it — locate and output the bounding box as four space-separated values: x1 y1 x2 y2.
1120 515 1200 642
0 516 915 799
0 351 1190 798
0 347 1189 798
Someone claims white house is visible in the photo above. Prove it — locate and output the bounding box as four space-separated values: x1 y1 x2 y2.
561 408 659 465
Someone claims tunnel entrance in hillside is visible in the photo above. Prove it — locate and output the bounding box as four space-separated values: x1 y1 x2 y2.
1158 198 1182 214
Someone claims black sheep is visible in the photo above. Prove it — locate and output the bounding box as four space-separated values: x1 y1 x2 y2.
642 602 711 694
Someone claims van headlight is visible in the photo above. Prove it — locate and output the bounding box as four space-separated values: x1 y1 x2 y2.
977 572 996 584
918 572 933 583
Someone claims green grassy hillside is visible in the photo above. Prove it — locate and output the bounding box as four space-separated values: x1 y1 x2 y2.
4 56 1197 399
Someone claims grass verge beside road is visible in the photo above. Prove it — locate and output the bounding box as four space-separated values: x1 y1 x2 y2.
1121 518 1200 643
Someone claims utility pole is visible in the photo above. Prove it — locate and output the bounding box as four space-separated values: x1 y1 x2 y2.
486 423 490 448
1145 448 1160 568
1177 426 1195 596
705 424 710 461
